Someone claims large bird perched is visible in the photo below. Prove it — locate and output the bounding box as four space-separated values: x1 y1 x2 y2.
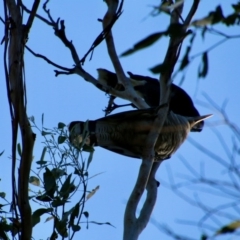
97 69 204 132
69 107 211 160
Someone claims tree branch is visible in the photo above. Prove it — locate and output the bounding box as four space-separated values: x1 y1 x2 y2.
5 1 35 239
184 0 200 27
21 2 53 26
103 0 148 109
124 0 202 238
137 162 162 232
24 0 40 36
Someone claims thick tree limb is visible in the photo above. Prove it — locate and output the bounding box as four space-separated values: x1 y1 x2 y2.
3 0 20 235
5 0 40 239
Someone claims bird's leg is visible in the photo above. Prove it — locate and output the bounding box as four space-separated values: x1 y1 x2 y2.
104 95 135 116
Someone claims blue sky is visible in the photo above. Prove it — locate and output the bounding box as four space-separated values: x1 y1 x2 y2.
1 1 240 239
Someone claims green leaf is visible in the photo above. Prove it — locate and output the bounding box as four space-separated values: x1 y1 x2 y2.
42 131 52 136
192 5 225 26
179 46 191 70
51 168 66 179
36 160 47 166
52 197 68 207
120 32 164 57
72 225 81 232
0 150 4 156
43 167 56 198
55 219 68 237
40 147 47 163
58 122 66 129
82 145 94 153
83 211 89 218
215 220 240 235
201 234 208 240
58 136 66 144
0 220 10 240
32 208 52 227
198 52 208 78
0 192 6 198
41 113 44 126
192 16 213 27
232 3 240 13
59 174 75 199
223 13 240 26
210 6 224 25
201 27 207 39
36 195 52 202
86 186 99 200
87 150 94 169
189 32 196 44
29 176 40 186
62 208 74 222
149 63 170 74
45 216 54 223
69 203 80 226
17 143 22 157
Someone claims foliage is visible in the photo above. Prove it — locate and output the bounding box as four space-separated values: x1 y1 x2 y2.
0 116 103 239
121 1 240 83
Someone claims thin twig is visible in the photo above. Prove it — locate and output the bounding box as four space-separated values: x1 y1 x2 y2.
25 45 72 71
21 2 53 26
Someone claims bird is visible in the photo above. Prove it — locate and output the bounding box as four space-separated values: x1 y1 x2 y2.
69 107 211 160
97 68 204 132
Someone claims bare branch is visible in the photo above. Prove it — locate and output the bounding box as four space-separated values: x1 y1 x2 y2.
103 0 148 109
21 3 53 26
25 45 72 71
5 1 36 238
184 0 200 27
137 162 161 231
80 2 123 64
3 0 19 235
24 0 40 35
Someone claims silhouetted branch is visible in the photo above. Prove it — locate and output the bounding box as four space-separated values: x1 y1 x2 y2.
184 0 200 27
5 0 37 239
80 0 124 64
24 0 40 36
25 45 72 71
3 1 19 236
120 0 202 238
137 162 161 230
102 0 148 110
21 2 53 26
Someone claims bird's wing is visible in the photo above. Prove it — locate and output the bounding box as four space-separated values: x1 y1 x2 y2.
96 107 159 123
101 146 141 159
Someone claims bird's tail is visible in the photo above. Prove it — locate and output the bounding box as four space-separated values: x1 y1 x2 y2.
97 69 119 89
